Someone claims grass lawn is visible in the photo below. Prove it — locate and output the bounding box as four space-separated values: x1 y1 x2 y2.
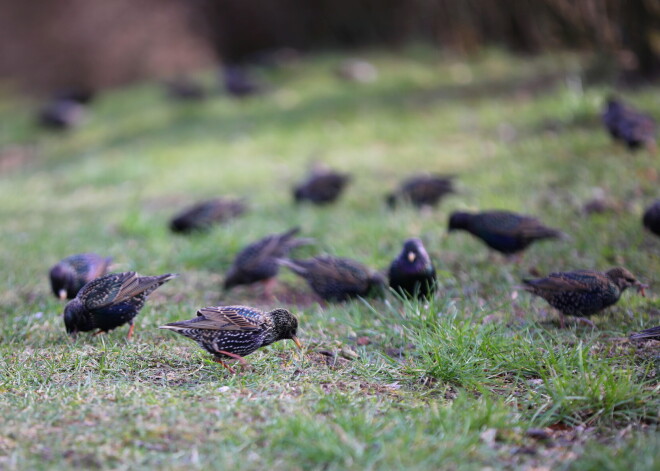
0 47 658 470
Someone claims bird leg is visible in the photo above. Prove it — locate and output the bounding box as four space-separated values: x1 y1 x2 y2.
93 329 107 336
213 358 236 374
576 317 596 328
126 323 135 340
213 350 250 373
558 314 566 329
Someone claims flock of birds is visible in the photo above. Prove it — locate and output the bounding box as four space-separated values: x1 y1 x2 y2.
42 93 659 373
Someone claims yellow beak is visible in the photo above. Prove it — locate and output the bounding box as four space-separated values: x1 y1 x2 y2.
291 335 303 349
407 252 416 263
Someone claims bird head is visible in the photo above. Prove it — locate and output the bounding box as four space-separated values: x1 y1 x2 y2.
606 267 647 296
63 299 83 335
401 238 431 267
49 263 75 300
447 211 471 232
269 308 302 348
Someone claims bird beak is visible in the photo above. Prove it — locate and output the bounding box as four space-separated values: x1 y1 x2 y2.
636 282 648 297
58 289 67 300
291 335 303 350
407 252 416 263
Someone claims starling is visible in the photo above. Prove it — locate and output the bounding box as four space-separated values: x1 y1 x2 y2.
522 267 646 327
602 98 656 151
170 198 246 233
222 65 264 98
279 255 385 302
64 271 177 339
49 253 112 300
630 325 660 341
643 200 660 237
448 210 564 257
388 238 437 300
224 227 313 295
386 174 455 208
38 99 86 131
293 168 351 205
160 305 302 373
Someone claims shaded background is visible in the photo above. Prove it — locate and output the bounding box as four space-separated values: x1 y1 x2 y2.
0 0 658 95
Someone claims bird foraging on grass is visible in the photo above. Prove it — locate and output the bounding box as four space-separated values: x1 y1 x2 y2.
630 325 660 341
49 253 112 300
160 305 302 373
448 210 564 259
170 198 246 233
293 167 351 205
64 271 177 339
279 255 385 302
602 98 656 152
386 174 455 208
388 238 436 300
522 267 646 328
224 227 313 297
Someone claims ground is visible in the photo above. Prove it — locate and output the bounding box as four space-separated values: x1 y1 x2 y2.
0 47 658 470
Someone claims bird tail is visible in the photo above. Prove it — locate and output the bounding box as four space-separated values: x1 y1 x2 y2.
276 258 308 275
629 325 660 341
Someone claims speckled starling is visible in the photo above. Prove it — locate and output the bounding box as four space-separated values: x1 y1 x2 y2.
160 305 302 373
630 325 660 341
224 227 313 295
602 98 656 151
388 238 436 300
643 200 660 237
386 174 455 208
64 271 177 338
522 267 646 327
279 255 385 302
170 198 246 233
293 168 351 205
50 253 112 300
448 210 564 256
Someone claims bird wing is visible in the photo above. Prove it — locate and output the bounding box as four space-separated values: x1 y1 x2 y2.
524 271 597 293
83 272 169 310
192 306 263 330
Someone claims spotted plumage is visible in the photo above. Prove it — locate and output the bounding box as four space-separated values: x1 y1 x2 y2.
64 271 177 338
386 174 455 208
279 255 385 302
448 210 564 256
523 267 645 326
49 253 112 300
630 325 660 341
643 200 660 237
293 168 351 205
388 238 436 299
224 227 313 292
602 98 656 151
170 198 246 233
160 305 301 372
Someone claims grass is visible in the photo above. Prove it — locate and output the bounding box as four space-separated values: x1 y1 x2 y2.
0 46 658 470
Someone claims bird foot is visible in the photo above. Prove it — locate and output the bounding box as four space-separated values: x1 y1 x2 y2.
576 318 596 329
126 324 135 340
213 350 251 374
93 330 107 336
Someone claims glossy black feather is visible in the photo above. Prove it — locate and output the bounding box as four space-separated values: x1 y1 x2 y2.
63 272 177 336
388 238 436 299
224 228 312 289
448 210 563 255
280 255 385 302
602 98 656 150
630 325 660 341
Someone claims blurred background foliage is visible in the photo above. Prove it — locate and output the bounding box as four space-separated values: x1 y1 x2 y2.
0 0 658 95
